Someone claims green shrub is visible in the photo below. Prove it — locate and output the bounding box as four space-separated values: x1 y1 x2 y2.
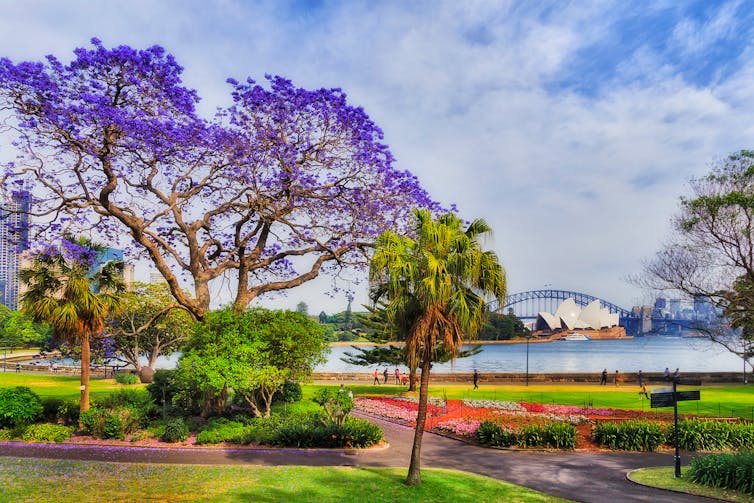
271 416 382 448
21 424 72 443
312 387 354 426
518 425 546 448
688 452 754 495
0 387 44 428
80 406 141 440
196 419 253 445
145 368 203 417
99 389 157 424
593 420 666 451
161 418 189 443
0 429 13 441
339 417 383 448
115 372 140 385
41 398 64 422
665 419 754 451
274 381 303 404
476 421 517 447
543 422 577 449
40 398 79 426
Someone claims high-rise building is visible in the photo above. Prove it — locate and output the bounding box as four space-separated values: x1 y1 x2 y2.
0 190 31 310
92 247 134 289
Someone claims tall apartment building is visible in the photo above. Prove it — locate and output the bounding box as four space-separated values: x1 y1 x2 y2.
0 190 31 310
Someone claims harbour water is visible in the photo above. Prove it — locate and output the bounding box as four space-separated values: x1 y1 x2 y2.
18 336 748 375
317 336 748 374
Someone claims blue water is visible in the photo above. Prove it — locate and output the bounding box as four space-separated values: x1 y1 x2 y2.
23 336 747 374
318 337 748 373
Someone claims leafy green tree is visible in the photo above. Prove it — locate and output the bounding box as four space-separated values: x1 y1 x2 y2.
476 312 530 341
370 209 505 486
0 309 51 349
642 150 754 371
179 308 328 417
19 237 125 416
105 282 194 382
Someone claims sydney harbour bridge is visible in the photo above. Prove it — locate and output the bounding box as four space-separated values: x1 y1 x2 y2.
489 289 642 336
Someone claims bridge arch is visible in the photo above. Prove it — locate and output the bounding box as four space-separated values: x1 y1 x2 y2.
489 289 631 319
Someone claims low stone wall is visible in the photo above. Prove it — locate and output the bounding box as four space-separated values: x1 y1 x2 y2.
313 371 749 384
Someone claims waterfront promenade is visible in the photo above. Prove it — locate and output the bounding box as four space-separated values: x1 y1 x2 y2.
313 371 747 384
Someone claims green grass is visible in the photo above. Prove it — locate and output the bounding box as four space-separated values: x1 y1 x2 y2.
2 373 752 420
318 382 754 420
0 372 133 402
0 456 570 503
628 467 754 503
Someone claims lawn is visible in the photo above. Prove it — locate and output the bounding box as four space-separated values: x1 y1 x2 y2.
313 382 754 420
1 372 752 420
0 456 570 503
0 372 126 401
628 467 754 503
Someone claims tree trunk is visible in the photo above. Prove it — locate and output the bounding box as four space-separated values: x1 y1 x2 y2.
79 332 91 427
406 358 431 486
201 385 227 417
408 365 418 392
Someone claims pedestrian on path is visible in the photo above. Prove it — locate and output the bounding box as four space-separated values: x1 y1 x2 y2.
674 368 680 381
394 368 401 385
614 370 620 387
663 367 670 381
373 369 380 385
473 369 479 390
600 368 607 385
383 367 389 384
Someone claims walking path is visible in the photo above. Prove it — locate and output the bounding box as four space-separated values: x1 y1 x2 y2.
0 414 717 503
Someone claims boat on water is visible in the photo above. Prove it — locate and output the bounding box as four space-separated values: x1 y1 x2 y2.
562 333 591 341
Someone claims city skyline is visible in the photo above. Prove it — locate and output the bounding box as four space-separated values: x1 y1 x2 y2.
1 1 753 314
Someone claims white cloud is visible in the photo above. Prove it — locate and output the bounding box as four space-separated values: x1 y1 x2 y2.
1 0 753 314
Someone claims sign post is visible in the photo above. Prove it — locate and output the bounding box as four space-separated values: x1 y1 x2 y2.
650 378 701 477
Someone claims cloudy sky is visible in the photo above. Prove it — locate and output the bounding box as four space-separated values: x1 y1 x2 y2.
1 0 753 314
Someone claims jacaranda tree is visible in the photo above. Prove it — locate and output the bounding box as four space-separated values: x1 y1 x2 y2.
370 209 506 486
0 39 437 318
19 236 125 417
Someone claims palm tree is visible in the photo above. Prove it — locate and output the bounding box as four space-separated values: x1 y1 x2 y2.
19 237 125 419
370 209 506 486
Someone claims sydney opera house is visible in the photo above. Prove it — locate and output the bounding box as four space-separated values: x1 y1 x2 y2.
535 298 627 339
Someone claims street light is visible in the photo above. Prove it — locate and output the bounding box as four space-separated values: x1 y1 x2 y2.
525 333 533 386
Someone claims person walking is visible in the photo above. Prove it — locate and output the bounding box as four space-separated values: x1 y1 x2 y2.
639 383 649 399
600 368 607 385
637 370 644 387
373 369 380 385
383 367 389 384
473 369 479 390
674 368 680 381
663 367 670 381
614 370 620 387
394 368 401 385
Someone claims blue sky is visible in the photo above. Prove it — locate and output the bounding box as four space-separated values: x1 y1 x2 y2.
1 0 752 314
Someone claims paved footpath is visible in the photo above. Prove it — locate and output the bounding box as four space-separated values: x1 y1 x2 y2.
0 414 717 503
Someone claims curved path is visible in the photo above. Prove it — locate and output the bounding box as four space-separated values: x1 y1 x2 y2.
0 415 716 503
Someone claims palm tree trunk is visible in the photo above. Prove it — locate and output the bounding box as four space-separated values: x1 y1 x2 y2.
408 365 418 392
406 358 431 486
80 332 91 420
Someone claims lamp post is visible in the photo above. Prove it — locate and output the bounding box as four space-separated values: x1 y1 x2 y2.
525 337 529 386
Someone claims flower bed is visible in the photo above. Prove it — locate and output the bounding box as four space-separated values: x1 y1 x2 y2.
354 395 681 451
